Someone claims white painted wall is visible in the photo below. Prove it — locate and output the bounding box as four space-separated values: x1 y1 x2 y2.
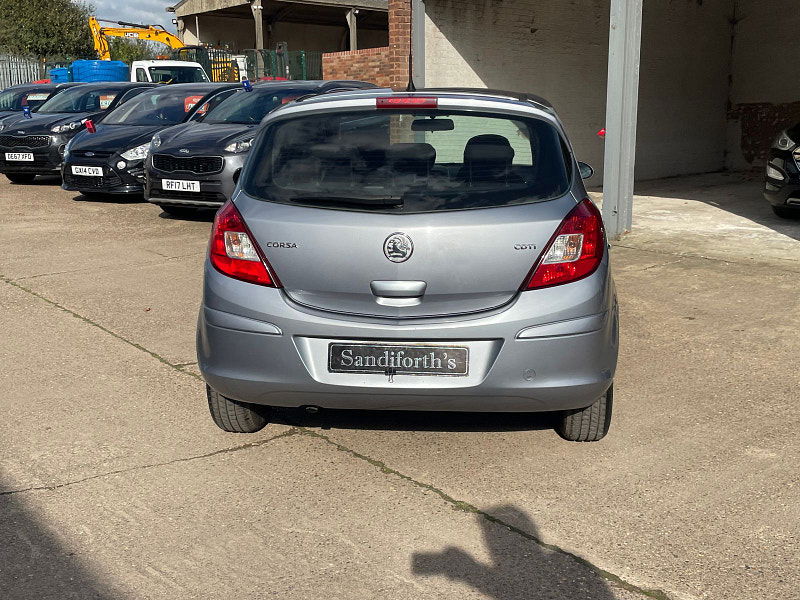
424 0 733 182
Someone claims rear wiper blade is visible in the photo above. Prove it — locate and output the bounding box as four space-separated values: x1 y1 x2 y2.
287 194 403 207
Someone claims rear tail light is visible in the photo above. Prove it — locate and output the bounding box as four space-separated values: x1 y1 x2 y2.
376 97 438 109
523 199 605 290
209 202 279 287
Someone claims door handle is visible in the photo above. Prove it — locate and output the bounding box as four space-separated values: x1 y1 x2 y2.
370 280 427 298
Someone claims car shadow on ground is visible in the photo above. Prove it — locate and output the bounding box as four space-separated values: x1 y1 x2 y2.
157 208 217 222
5 175 62 186
273 407 557 433
1 479 118 599
411 505 618 600
71 192 146 204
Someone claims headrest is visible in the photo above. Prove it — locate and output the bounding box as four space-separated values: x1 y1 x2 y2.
310 143 354 160
387 143 436 164
464 142 515 164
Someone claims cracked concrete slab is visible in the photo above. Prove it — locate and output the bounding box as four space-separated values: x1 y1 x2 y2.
0 280 291 493
1 432 647 600
1 174 798 600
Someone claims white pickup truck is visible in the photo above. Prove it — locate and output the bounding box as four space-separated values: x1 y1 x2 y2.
130 60 211 84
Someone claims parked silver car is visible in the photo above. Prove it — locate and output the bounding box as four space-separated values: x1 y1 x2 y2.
197 88 618 441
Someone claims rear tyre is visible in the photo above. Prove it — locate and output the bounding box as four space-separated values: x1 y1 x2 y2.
6 173 36 184
160 205 196 217
207 385 270 433
556 385 613 442
772 205 800 219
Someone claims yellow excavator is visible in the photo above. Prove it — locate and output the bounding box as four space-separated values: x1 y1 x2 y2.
88 17 240 82
88 17 185 60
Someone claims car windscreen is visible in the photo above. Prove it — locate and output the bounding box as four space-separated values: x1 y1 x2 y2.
102 88 208 126
242 110 571 214
203 88 307 125
37 87 121 114
0 89 52 112
148 66 208 84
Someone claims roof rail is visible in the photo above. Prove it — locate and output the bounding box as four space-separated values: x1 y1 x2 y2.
418 88 554 110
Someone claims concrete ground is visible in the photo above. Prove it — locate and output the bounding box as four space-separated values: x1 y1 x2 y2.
0 173 797 600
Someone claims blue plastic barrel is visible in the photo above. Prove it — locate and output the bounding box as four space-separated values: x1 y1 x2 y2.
49 67 71 83
70 60 129 82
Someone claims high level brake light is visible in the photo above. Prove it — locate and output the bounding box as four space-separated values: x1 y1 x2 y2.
523 199 605 290
209 202 279 287
376 97 438 109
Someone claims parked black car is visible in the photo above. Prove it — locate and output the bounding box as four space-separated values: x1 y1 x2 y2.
0 82 83 125
0 82 155 183
763 126 800 218
62 83 238 196
145 80 377 214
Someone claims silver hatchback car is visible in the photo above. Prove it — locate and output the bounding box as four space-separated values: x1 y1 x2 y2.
197 88 618 441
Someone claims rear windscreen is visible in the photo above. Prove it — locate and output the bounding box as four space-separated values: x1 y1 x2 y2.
242 110 570 213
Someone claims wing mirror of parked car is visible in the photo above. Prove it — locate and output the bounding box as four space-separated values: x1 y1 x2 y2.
578 162 594 179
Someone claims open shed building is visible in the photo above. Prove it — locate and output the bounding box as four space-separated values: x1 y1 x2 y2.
403 0 799 236
169 0 389 53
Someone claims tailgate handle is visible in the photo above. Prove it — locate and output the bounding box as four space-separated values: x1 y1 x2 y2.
370 280 427 298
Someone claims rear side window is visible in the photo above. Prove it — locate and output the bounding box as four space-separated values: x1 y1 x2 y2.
242 110 570 213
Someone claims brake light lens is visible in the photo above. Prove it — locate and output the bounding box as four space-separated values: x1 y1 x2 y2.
209 202 278 287
523 199 605 289
376 96 438 109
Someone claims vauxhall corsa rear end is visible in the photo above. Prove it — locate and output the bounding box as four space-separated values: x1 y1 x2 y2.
197 89 618 441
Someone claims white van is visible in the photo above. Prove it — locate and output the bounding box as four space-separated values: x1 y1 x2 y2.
130 60 210 84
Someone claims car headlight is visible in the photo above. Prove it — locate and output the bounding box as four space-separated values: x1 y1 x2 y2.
0 123 5 132
151 132 162 149
773 131 796 151
51 120 84 134
120 143 151 161
224 138 254 153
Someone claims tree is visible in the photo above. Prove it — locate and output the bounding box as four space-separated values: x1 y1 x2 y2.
108 38 160 63
0 0 95 59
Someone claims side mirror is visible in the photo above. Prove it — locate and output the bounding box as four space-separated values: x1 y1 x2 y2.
578 161 594 179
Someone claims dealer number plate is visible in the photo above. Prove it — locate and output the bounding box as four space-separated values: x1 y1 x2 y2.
328 343 469 376
71 165 103 176
5 152 33 162
163 179 200 192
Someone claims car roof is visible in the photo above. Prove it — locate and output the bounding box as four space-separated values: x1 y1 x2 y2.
67 82 157 91
250 79 375 91
138 82 238 94
275 87 555 114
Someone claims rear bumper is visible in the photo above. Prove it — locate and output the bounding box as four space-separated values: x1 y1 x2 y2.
197 261 618 412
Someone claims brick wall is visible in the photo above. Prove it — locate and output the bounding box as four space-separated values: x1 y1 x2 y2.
323 47 394 87
323 0 411 89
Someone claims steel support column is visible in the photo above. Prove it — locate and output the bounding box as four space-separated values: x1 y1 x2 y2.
411 0 426 88
251 0 264 50
346 9 358 51
602 0 643 239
